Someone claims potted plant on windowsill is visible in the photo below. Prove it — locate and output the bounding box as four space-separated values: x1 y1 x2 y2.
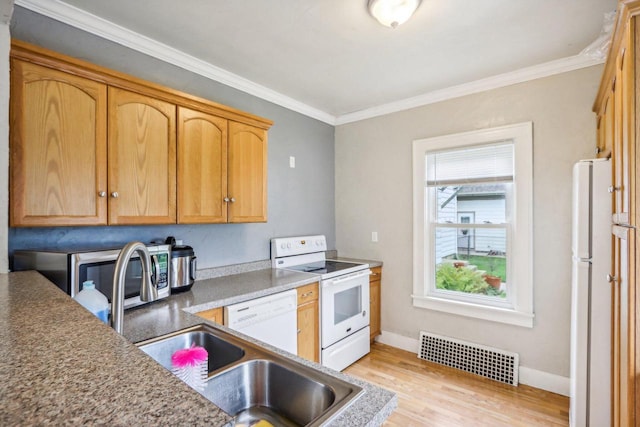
483 250 502 289
483 274 501 289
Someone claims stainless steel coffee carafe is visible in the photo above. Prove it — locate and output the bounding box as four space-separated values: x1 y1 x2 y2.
169 245 197 292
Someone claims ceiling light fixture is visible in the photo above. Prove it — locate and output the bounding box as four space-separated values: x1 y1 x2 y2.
368 0 421 29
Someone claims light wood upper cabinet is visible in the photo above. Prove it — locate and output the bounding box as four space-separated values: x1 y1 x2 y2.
177 107 228 223
9 40 272 227
10 59 108 226
228 122 268 223
108 87 176 224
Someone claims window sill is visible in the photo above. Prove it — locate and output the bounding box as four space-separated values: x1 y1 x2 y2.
412 294 534 328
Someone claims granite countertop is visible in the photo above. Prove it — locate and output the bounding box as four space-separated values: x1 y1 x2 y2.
1 259 395 426
0 271 231 426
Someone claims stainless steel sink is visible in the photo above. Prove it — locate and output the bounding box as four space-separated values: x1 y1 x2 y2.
203 359 355 426
136 324 245 376
136 324 363 426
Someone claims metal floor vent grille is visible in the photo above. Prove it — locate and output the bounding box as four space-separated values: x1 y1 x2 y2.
418 331 519 386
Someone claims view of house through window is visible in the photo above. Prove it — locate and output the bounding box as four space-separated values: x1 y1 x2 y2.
434 183 508 299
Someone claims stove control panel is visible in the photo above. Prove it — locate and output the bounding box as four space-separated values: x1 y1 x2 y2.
271 235 327 258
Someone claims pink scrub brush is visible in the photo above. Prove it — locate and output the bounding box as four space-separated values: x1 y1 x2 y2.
171 344 208 392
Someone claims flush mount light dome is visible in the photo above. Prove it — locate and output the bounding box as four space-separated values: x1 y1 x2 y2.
368 0 422 29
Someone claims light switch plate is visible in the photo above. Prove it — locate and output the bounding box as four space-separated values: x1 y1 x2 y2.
289 156 296 168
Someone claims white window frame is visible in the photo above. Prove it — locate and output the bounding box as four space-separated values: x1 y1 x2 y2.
412 122 534 328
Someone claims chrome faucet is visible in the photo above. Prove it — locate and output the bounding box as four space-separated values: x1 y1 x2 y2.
111 242 158 334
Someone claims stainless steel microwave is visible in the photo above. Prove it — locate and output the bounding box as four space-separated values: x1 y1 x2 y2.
13 244 171 309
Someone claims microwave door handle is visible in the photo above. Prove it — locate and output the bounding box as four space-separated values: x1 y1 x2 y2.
150 254 160 287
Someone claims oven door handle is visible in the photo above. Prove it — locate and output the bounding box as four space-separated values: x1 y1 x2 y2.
324 269 371 286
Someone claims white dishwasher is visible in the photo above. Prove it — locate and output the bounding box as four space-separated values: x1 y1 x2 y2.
224 289 298 354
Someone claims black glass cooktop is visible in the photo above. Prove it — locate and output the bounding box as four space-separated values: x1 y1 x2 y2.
285 260 364 275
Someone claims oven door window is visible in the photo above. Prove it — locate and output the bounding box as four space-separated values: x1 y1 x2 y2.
78 259 144 302
334 286 362 324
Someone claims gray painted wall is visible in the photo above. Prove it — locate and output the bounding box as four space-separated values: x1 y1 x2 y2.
335 66 602 378
7 6 335 269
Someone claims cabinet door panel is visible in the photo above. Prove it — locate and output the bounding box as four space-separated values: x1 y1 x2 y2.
10 60 107 226
612 225 636 427
177 107 227 223
369 267 382 342
370 279 381 341
297 300 319 362
228 121 267 223
108 88 176 224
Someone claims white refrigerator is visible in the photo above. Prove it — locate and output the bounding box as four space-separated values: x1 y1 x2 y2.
570 158 611 427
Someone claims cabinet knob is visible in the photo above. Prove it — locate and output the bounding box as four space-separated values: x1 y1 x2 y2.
223 197 230 202
110 192 119 198
595 146 601 154
98 191 107 198
608 186 620 193
607 274 617 283
297 329 301 334
230 197 236 203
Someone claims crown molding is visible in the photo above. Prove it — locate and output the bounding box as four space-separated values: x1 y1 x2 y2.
16 0 603 127
335 54 604 125
14 0 336 125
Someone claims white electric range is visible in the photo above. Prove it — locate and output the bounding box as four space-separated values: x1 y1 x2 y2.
271 235 371 371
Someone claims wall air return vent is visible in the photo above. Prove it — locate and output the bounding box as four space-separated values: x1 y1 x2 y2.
418 331 519 386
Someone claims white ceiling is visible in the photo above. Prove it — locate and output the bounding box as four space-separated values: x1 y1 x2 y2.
16 0 616 124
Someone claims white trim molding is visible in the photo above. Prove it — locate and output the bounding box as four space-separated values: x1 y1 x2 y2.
335 54 603 125
377 330 569 396
16 0 603 126
14 0 335 125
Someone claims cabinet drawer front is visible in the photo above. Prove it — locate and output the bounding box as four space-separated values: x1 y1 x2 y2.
297 282 319 304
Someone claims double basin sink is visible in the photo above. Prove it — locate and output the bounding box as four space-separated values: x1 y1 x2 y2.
136 324 362 426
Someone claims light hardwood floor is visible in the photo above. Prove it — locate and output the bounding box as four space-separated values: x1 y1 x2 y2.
344 342 569 426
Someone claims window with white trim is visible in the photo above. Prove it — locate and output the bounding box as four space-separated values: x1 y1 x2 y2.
412 122 534 327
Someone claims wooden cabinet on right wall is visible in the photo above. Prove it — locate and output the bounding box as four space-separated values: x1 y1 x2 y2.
593 4 640 425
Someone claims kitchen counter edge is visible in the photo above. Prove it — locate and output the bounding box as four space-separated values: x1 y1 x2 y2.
1 259 394 427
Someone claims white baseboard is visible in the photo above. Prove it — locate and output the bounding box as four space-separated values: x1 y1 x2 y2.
518 366 570 396
376 330 570 396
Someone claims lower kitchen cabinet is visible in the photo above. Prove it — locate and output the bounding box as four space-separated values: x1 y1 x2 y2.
369 267 382 342
195 307 224 324
296 282 319 363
